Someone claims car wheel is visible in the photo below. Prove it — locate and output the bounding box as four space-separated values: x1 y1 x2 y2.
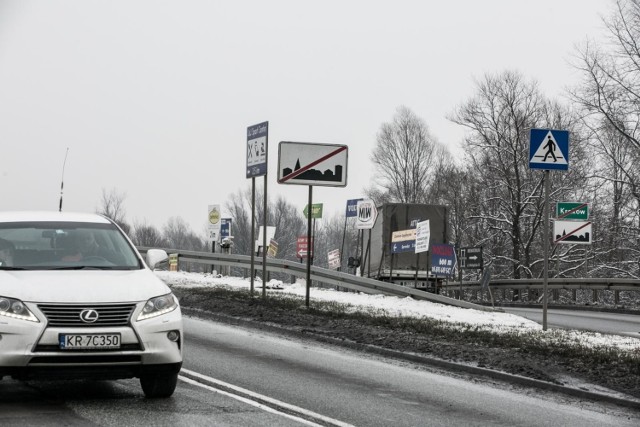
140 372 178 398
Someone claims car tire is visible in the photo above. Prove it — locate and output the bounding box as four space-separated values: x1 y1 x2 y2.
140 372 178 398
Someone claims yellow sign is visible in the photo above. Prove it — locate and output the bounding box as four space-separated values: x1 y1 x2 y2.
267 239 278 258
169 253 179 272
208 207 220 224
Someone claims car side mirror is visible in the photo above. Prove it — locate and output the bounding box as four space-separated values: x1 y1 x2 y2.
146 249 169 270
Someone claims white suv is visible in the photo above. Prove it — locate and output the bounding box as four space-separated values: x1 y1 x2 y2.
0 211 183 398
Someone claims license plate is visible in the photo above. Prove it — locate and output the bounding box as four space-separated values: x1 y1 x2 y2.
58 334 121 349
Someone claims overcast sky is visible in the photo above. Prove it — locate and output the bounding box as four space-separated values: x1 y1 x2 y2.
0 0 613 235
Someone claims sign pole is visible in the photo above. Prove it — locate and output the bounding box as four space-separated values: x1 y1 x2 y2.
306 185 313 307
543 170 549 330
247 121 268 296
250 178 256 295
367 229 372 277
339 215 347 272
262 174 268 298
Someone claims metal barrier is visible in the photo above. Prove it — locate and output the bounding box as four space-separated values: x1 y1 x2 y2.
441 278 640 292
137 247 498 312
139 247 640 308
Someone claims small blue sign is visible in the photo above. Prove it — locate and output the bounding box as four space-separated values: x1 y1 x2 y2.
529 129 569 171
346 198 363 217
220 218 232 238
430 244 456 278
391 241 415 254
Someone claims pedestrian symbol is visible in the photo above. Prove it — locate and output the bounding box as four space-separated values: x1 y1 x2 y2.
529 129 569 171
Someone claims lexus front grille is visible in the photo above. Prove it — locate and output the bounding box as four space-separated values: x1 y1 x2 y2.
38 303 137 327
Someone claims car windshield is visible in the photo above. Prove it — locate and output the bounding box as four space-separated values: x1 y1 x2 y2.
0 221 141 270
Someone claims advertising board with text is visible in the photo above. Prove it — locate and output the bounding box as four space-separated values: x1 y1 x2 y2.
355 199 377 229
415 220 430 254
430 244 456 277
296 236 314 258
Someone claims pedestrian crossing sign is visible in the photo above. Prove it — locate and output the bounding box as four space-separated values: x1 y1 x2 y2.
529 129 569 171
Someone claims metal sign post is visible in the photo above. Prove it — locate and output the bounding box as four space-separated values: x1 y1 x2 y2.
306 186 312 307
543 170 550 330
278 141 349 306
247 121 269 296
530 128 570 331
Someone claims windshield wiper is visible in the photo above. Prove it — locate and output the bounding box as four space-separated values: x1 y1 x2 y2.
0 266 27 270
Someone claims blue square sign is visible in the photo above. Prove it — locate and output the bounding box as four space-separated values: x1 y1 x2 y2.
529 129 569 171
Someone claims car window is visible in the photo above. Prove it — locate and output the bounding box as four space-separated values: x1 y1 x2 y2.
0 221 142 270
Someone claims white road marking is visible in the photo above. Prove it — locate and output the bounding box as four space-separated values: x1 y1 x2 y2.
180 368 354 427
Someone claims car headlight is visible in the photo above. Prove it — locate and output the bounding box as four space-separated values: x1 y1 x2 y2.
0 296 39 322
137 293 178 321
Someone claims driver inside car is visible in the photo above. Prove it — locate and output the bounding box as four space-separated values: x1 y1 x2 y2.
0 238 15 267
62 231 100 262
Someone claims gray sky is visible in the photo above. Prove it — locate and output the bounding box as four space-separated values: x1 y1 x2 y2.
0 0 612 235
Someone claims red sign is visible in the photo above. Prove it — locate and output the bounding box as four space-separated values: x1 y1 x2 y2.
296 236 314 258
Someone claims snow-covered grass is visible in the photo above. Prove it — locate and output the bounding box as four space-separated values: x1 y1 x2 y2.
157 271 640 356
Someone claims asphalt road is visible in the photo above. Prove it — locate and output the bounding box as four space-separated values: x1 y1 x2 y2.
2 315 639 426
502 307 640 338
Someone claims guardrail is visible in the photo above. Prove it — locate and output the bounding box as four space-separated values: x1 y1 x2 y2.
441 277 640 292
443 278 640 306
137 247 498 312
139 247 640 307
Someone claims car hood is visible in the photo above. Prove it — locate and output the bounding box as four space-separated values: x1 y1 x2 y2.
0 269 171 303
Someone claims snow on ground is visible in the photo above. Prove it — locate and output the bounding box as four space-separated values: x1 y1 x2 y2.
157 271 640 354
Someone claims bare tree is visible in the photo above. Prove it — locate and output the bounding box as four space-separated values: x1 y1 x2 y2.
568 0 640 277
450 71 588 279
225 189 252 256
225 186 306 261
131 219 167 248
370 106 450 203
96 188 131 234
162 216 205 251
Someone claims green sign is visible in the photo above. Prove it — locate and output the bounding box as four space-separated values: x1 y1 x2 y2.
303 203 323 219
556 202 589 220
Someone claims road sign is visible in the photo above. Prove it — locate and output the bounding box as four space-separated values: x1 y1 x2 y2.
345 198 363 218
246 122 268 178
220 218 232 238
480 267 491 290
327 249 340 270
391 229 416 242
554 220 592 245
207 205 221 242
390 229 416 254
391 241 415 254
277 142 348 187
430 244 456 277
355 199 377 229
415 220 430 254
296 236 314 258
556 202 589 220
255 226 276 253
459 246 483 269
529 129 569 171
267 239 278 258
303 203 324 219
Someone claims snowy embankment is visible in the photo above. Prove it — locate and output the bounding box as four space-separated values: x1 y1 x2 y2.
157 271 640 355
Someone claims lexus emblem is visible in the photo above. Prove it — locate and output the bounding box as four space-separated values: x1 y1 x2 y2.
79 309 99 323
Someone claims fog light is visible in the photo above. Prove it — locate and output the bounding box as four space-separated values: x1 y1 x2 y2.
167 330 180 342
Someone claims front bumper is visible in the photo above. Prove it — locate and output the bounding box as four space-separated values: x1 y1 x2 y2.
0 302 183 380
